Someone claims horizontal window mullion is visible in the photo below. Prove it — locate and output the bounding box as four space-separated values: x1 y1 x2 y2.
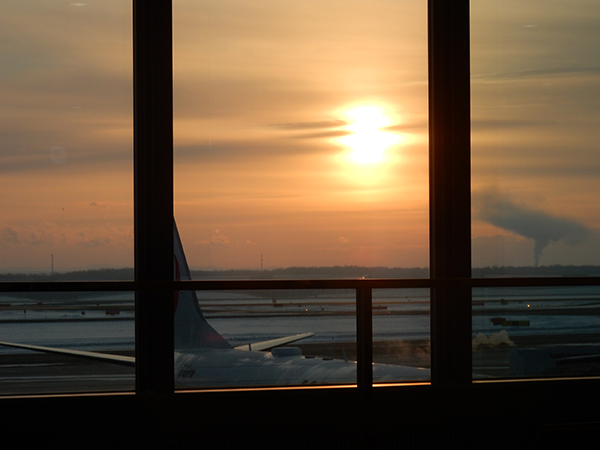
2 276 600 293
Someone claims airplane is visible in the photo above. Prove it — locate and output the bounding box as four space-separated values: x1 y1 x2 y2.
0 221 430 389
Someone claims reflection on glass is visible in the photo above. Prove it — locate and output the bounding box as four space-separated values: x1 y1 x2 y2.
0 291 134 395
471 0 600 269
173 0 428 271
473 286 600 379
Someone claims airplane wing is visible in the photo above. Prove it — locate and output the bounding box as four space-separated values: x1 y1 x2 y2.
0 331 314 364
233 332 314 352
0 341 136 367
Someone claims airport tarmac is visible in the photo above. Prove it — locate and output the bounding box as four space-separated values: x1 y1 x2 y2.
0 351 135 396
3 287 600 395
2 334 600 396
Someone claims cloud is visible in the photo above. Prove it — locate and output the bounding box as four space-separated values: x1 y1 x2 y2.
472 65 600 82
0 3 131 177
381 121 428 132
271 120 348 130
289 130 351 140
78 237 111 248
50 146 67 164
270 120 352 140
471 118 551 131
474 189 590 266
211 231 230 245
0 222 132 250
1 227 21 245
198 230 231 245
270 119 426 140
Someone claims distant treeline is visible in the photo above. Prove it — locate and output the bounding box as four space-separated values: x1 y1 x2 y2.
0 268 134 282
191 266 429 280
2 264 600 282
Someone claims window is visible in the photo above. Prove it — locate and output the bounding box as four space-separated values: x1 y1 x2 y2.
0 1 133 395
1 0 599 397
471 0 600 379
172 0 430 389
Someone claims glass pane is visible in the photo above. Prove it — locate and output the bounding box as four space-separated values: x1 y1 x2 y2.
0 291 134 395
173 287 430 389
372 288 430 383
173 0 428 271
0 1 133 276
471 0 600 270
175 288 358 389
173 0 428 389
473 286 600 379
0 1 133 395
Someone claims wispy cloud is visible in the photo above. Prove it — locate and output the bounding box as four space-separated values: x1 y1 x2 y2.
197 229 231 245
1 227 21 245
270 120 351 140
270 120 348 130
0 222 131 250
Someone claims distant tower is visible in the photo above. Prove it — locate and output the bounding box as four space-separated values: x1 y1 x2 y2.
260 253 263 271
51 254 54 275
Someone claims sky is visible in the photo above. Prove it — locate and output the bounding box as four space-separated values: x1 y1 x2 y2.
0 0 599 272
470 0 600 267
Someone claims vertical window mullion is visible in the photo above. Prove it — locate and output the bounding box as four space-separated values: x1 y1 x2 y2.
428 0 472 385
133 0 174 395
356 287 373 393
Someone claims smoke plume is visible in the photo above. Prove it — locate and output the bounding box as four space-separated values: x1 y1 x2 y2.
475 190 590 266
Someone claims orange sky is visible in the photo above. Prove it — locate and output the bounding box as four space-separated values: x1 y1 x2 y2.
1 1 599 272
173 1 429 270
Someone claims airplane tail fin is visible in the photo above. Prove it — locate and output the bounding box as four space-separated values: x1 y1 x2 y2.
173 220 232 350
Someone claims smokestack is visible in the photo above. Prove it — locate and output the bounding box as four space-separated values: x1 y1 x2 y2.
475 189 589 266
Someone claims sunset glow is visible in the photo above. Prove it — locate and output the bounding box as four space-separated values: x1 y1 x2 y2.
1 0 599 272
339 106 401 165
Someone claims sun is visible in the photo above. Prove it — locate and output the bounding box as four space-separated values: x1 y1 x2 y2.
338 106 400 165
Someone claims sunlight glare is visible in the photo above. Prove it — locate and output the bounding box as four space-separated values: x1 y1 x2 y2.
339 106 400 165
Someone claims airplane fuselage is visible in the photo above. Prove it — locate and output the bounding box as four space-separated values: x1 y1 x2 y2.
174 347 430 388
